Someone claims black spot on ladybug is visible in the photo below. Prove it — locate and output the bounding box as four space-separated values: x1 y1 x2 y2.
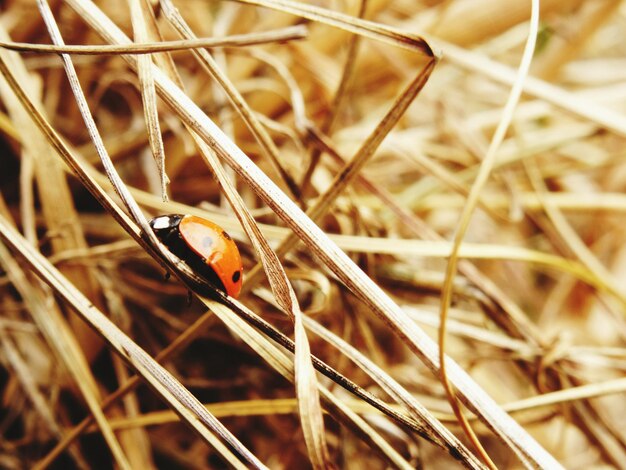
202 236 214 249
221 231 232 240
232 271 241 283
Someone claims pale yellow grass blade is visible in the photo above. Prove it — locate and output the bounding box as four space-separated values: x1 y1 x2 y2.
128 0 169 200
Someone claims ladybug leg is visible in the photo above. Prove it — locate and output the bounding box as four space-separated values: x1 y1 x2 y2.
163 270 171 281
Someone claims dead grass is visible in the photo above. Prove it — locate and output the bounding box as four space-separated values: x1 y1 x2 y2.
0 0 625 468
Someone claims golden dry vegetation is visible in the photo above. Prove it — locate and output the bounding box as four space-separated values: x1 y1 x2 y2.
0 0 625 469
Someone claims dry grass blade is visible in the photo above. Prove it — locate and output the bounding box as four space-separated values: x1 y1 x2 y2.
0 26 307 54
99 378 626 436
86 399 307 431
234 0 434 54
302 316 486 469
63 1 563 466
413 191 626 213
128 0 169 200
83 397 410 434
404 307 537 357
437 2 539 467
502 377 626 415
434 374 626 422
103 392 626 437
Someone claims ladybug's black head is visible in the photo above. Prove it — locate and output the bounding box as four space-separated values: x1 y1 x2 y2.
149 214 183 243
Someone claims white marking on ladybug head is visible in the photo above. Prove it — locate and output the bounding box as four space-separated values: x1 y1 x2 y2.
151 216 172 230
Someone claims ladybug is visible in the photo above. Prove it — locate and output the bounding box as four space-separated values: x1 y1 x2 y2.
149 214 243 299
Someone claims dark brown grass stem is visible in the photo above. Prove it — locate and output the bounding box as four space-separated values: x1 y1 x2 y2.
0 26 307 54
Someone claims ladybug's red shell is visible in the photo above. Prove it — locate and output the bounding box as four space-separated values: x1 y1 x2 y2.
149 214 243 298
179 215 243 298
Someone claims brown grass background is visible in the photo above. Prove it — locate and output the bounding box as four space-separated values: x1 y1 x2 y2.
0 0 625 468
